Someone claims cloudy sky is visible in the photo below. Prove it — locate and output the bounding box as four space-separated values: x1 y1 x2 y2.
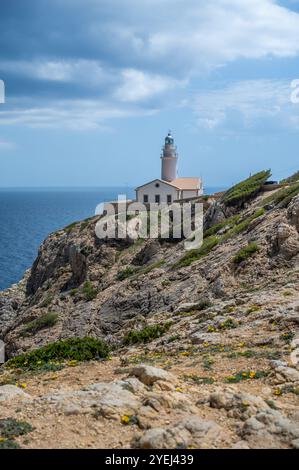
0 0 299 188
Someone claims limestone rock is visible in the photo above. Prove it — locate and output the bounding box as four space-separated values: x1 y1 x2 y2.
268 222 299 259
270 361 299 384
134 416 223 449
287 195 299 232
0 385 31 402
190 332 222 346
209 388 269 420
241 409 299 449
129 365 175 386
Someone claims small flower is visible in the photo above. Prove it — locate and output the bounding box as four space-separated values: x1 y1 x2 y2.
207 326 216 333
121 415 130 425
274 388 282 396
242 372 248 378
227 375 236 381
175 387 183 393
249 371 256 379
67 360 78 367
19 383 27 389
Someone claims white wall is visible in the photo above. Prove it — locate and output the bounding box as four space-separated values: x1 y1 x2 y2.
181 189 202 199
136 180 178 204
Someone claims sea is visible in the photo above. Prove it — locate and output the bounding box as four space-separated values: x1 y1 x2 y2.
0 187 224 292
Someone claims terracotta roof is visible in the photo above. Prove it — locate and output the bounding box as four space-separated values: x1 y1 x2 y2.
170 177 201 190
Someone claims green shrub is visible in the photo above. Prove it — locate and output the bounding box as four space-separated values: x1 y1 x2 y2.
0 439 21 449
234 242 260 264
20 312 59 337
6 337 110 370
263 182 299 208
221 208 265 241
116 267 136 281
223 170 271 206
174 208 264 269
204 214 241 238
0 418 34 439
175 236 219 268
281 171 299 184
123 323 171 345
82 281 98 301
219 318 238 330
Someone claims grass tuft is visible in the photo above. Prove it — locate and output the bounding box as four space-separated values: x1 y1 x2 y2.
123 323 171 345
20 312 59 337
234 242 260 264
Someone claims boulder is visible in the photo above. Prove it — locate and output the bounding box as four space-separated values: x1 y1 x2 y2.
129 365 175 386
0 385 31 402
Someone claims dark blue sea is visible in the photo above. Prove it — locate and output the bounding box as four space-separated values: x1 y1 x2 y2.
0 187 224 291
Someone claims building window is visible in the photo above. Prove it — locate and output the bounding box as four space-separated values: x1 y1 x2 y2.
167 195 172 204
155 194 160 203
143 194 149 203
155 183 160 188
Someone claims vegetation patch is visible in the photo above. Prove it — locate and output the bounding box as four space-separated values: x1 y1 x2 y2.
204 214 241 238
116 266 137 281
6 337 110 370
175 236 219 268
263 181 299 208
82 281 98 301
174 208 264 268
223 170 271 206
123 323 172 345
225 370 269 383
234 242 260 264
0 418 34 439
182 374 214 385
280 171 299 184
221 208 265 241
20 312 59 337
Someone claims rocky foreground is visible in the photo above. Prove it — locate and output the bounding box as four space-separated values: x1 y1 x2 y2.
0 173 298 449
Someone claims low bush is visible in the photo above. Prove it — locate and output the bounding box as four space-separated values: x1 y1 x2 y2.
234 242 260 264
263 182 299 208
223 170 271 206
123 323 171 345
6 337 110 370
82 281 98 301
175 236 219 268
20 312 59 337
116 267 136 281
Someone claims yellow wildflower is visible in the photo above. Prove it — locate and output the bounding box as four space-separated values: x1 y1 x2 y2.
274 388 282 396
19 383 27 389
249 371 256 379
175 387 183 393
121 415 130 425
67 360 78 367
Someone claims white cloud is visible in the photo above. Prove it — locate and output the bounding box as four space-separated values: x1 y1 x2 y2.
0 98 157 130
114 69 185 102
193 79 299 130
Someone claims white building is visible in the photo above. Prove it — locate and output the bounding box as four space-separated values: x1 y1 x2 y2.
136 132 203 204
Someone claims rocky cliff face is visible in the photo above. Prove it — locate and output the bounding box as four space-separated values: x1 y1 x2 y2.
0 183 298 449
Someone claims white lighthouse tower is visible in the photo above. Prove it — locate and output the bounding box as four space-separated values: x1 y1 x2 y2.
135 131 202 204
161 131 178 182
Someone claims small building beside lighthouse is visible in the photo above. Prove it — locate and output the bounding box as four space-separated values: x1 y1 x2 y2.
136 132 203 204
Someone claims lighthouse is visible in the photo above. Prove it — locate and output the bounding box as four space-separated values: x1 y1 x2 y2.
161 131 178 182
135 131 202 204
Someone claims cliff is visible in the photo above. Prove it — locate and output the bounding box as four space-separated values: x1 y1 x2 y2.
0 174 298 449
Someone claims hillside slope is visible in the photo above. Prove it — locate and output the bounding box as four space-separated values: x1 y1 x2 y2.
0 176 298 449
